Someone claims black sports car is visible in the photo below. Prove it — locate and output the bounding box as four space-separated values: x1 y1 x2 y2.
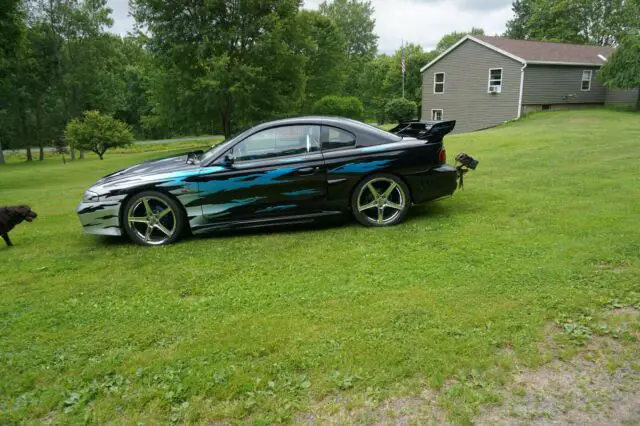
77 117 473 246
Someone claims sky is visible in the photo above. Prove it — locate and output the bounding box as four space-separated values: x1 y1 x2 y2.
107 0 514 53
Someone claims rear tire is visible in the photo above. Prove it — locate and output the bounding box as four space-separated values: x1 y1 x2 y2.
122 191 186 246
351 173 411 227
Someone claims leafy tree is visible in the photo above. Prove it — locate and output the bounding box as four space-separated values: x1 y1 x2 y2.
65 111 134 159
528 0 589 43
22 23 64 161
297 10 347 112
0 0 25 164
1 21 56 162
1 0 128 162
319 0 377 60
504 0 638 45
436 28 485 52
384 44 438 106
358 55 393 122
132 0 304 137
113 37 155 137
599 33 640 110
384 98 416 123
505 0 533 39
0 0 24 63
312 96 364 119
319 0 378 95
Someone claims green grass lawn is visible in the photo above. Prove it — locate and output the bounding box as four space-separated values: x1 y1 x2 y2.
1 110 639 424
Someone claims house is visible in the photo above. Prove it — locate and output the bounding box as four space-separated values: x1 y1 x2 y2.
420 35 639 133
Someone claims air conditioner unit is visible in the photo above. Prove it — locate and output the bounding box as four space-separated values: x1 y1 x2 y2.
489 85 501 94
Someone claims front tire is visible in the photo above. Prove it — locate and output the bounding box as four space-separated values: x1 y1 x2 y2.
123 191 186 246
351 173 411 227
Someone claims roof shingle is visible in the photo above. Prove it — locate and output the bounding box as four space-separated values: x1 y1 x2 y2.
474 35 613 66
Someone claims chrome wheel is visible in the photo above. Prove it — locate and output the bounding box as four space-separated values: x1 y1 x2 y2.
356 177 407 225
127 196 177 245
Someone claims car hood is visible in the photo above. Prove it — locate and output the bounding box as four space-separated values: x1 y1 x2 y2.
97 153 201 185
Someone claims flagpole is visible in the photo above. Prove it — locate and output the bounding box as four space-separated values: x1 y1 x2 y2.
401 39 405 99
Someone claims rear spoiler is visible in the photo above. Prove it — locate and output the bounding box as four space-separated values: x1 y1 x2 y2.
389 120 456 141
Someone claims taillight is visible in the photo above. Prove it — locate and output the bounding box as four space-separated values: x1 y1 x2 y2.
439 148 447 164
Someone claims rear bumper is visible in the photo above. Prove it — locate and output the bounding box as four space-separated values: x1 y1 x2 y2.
76 201 123 236
406 164 459 204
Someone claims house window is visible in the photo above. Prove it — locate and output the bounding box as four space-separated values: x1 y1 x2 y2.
488 68 503 93
581 70 592 91
434 72 445 94
431 109 443 121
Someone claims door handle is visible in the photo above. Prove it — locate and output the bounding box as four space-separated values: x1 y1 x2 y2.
297 166 319 176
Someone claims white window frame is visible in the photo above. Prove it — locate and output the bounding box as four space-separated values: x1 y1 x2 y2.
433 72 445 94
581 70 593 91
487 68 503 94
431 109 443 121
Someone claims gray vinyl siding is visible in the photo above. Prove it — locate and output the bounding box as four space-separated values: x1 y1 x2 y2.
522 65 605 105
605 88 639 108
421 39 522 134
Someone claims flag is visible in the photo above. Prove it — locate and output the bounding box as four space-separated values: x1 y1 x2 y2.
401 41 406 74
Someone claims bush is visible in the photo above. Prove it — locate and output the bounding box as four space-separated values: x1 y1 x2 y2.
65 111 134 160
312 96 364 120
384 98 417 123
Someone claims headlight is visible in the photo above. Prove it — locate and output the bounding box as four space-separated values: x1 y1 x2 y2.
83 190 101 203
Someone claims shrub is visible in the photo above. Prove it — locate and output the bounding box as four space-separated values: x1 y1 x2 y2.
384 98 417 123
312 96 364 120
65 111 134 160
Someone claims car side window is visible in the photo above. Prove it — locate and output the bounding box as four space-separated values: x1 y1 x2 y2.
321 127 356 151
231 125 321 162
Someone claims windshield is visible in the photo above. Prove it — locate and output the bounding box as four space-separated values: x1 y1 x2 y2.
198 126 254 165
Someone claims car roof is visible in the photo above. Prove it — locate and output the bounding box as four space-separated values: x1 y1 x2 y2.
247 116 401 146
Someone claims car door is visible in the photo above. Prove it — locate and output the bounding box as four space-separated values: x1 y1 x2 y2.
196 124 327 224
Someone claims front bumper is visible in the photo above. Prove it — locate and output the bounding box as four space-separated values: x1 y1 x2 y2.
76 200 123 236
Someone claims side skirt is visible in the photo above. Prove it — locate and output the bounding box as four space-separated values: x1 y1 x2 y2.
191 211 346 235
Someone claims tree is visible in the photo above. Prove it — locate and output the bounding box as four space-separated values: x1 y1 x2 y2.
598 33 640 109
19 22 63 161
65 111 134 159
0 0 24 60
312 96 364 119
0 0 129 163
297 10 347 112
436 28 485 52
319 0 378 95
319 0 377 60
113 37 154 137
384 44 438 106
0 0 25 164
503 0 637 45
527 0 590 43
358 55 392 122
505 0 532 39
132 0 304 137
384 98 416 123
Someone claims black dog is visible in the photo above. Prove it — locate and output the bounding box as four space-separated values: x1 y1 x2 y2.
0 205 38 247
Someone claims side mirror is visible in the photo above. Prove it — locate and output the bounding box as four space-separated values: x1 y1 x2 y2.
222 154 235 167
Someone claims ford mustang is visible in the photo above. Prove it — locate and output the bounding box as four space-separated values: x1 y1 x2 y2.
77 117 475 246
